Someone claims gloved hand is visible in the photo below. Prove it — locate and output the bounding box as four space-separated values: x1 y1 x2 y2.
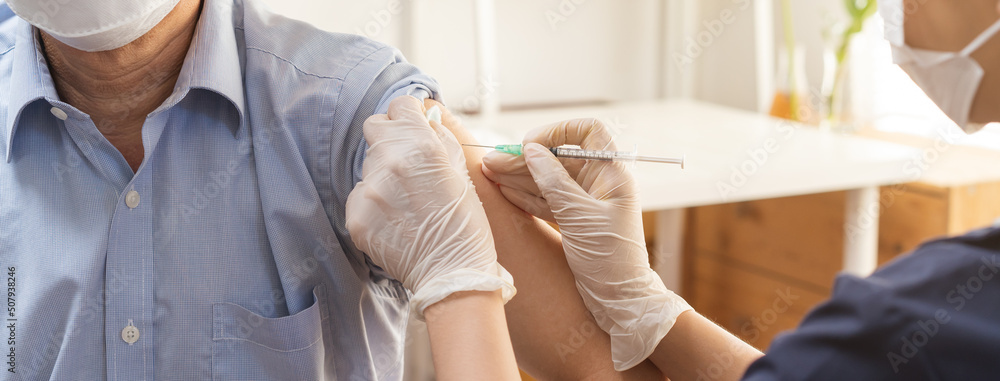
346 96 516 320
481 120 599 223
483 119 691 371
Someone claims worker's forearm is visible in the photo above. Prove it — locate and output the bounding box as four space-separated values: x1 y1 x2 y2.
424 290 521 381
648 311 763 381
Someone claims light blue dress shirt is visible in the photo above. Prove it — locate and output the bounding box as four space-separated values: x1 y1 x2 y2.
0 0 439 379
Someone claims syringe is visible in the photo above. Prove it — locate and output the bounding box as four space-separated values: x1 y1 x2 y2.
463 144 685 169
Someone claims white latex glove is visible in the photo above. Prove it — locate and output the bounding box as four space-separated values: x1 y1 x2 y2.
481 120 596 223
346 96 516 320
483 119 691 371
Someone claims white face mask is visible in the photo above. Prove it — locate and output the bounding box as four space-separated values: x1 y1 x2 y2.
6 0 181 52
881 0 1000 134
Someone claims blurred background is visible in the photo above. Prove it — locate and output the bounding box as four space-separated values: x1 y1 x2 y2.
258 0 1000 380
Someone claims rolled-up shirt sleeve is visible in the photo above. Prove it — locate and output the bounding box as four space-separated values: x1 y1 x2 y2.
350 63 440 187
334 56 441 285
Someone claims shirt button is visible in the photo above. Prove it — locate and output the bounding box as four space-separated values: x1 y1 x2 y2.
50 107 68 121
122 319 140 345
125 190 141 209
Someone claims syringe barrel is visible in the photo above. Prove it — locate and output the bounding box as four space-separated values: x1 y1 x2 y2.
550 147 636 162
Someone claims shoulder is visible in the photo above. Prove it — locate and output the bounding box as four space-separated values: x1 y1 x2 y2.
872 227 1000 304
815 227 1000 335
742 228 1000 380
238 0 403 82
235 0 439 119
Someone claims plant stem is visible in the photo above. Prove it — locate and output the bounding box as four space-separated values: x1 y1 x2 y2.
826 0 878 123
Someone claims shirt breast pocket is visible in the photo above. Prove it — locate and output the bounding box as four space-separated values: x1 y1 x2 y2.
212 285 335 380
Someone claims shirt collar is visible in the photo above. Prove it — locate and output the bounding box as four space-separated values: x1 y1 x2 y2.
4 19 59 162
171 0 246 136
4 0 247 163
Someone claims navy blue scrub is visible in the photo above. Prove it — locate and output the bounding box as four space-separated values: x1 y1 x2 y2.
742 227 1000 380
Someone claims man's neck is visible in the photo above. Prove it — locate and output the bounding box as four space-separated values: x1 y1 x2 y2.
39 0 201 171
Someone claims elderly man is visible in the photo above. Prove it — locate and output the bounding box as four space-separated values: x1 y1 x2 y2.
0 0 661 379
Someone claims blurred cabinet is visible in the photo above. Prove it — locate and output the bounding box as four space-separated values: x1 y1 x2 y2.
661 181 1000 350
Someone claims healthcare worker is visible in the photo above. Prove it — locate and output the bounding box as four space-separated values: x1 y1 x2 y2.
350 98 758 381
349 0 1000 379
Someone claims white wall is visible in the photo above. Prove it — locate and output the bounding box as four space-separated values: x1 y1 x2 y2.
258 0 663 113
685 0 759 111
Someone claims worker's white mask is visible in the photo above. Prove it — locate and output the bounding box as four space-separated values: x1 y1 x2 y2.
6 0 181 52
880 0 1000 134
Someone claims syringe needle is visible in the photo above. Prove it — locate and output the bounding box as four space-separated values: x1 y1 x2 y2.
461 144 496 149
634 154 686 169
